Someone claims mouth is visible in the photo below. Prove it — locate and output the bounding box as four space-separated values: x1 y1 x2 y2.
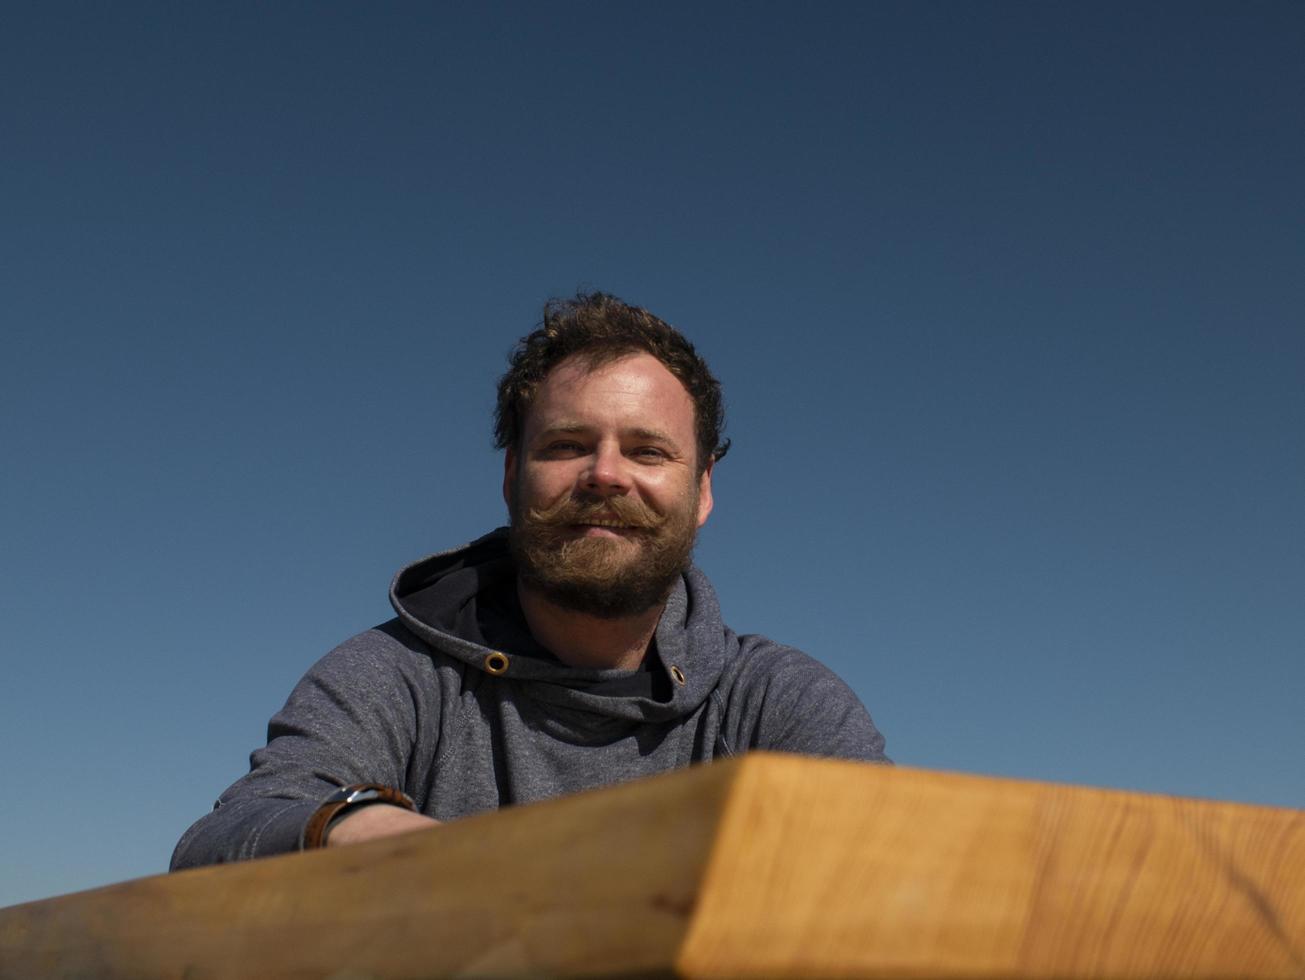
569 517 642 538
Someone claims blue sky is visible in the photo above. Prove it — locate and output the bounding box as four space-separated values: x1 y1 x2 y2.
2 2 1302 907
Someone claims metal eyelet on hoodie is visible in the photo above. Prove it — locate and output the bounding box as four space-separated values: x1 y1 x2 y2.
484 651 510 676
670 665 686 685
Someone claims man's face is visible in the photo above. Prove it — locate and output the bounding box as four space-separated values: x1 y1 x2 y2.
504 351 714 619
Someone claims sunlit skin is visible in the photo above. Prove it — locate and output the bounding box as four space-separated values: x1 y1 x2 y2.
330 352 714 847
504 352 714 669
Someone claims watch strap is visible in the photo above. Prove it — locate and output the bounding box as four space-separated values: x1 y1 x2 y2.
300 783 417 850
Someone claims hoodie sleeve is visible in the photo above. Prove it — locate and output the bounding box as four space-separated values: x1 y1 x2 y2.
170 627 434 869
720 636 889 763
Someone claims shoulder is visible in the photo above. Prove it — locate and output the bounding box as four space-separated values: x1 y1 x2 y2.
322 619 434 664
718 633 889 763
722 634 857 709
292 619 461 701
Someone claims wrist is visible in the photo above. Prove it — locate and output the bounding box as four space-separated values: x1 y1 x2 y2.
299 784 417 850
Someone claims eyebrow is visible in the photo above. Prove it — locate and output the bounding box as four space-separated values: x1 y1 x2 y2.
627 426 678 445
537 423 589 435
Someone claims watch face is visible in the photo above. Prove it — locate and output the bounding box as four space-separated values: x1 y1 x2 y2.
326 783 379 805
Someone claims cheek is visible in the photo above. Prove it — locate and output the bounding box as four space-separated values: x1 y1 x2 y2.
520 465 577 504
643 473 697 510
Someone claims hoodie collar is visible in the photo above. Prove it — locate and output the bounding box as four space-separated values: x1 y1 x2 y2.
389 527 725 722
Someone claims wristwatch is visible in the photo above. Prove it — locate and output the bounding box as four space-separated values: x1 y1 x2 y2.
300 783 417 850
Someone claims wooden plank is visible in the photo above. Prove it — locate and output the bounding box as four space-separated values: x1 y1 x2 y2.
2 754 1302 978
678 756 1305 978
0 758 734 978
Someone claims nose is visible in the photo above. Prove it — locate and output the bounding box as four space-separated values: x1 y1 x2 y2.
582 440 632 496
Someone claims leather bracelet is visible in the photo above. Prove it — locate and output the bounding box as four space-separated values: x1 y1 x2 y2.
300 783 417 850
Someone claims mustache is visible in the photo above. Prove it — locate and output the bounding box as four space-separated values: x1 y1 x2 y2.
524 493 665 531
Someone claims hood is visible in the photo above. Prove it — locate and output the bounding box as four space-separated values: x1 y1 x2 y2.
389 528 728 724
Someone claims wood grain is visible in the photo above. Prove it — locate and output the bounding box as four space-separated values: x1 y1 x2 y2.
678 756 1305 978
0 759 733 978
2 755 1301 978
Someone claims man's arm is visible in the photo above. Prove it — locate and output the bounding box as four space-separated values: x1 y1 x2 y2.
171 627 437 869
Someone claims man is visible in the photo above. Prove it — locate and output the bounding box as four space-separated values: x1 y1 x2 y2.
171 292 887 867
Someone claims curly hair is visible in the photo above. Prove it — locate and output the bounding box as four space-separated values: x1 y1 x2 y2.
494 292 729 472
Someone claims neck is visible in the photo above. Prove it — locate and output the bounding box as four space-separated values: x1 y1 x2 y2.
516 580 663 670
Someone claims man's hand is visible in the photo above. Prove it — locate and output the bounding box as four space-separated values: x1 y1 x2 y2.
326 804 440 847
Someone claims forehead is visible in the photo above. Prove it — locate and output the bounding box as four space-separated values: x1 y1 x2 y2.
525 352 696 438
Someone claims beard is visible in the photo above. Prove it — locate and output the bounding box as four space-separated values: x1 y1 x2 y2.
508 486 699 619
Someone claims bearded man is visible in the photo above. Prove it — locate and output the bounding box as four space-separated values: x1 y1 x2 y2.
172 292 887 867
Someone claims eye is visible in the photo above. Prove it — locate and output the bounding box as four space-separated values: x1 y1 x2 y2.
540 440 587 458
631 446 669 462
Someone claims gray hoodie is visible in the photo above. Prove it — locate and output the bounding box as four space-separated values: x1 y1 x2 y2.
171 529 887 869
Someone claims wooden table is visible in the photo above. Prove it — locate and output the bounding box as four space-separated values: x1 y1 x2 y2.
2 753 1302 977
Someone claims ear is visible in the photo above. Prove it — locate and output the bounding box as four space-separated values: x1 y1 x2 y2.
695 459 715 528
502 447 517 511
